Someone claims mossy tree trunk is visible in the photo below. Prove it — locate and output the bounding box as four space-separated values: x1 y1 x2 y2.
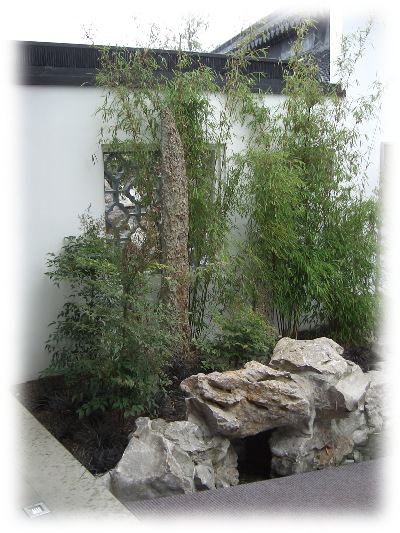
160 107 193 367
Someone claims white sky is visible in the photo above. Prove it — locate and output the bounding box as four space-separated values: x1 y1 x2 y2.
6 0 280 51
6 1 387 51
5 0 336 51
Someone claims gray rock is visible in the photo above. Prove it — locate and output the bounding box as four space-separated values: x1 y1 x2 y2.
335 366 371 411
269 416 358 476
105 337 388 503
109 417 238 502
364 367 389 433
181 361 313 438
194 464 215 490
264 338 384 475
110 418 194 502
270 337 346 375
213 444 240 488
271 337 370 413
181 337 387 479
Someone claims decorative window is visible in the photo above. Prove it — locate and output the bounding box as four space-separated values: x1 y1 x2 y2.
103 151 161 243
103 145 225 246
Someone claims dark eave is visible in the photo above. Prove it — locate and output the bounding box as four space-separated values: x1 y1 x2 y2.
14 40 287 94
212 7 329 55
213 11 301 54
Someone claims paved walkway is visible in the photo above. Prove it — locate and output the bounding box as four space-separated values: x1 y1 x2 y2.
125 457 386 521
12 396 138 526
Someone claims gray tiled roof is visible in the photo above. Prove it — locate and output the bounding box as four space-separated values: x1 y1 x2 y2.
312 48 330 83
213 8 330 83
212 8 329 55
213 10 305 54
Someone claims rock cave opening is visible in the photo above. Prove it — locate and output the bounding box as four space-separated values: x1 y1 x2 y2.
233 429 274 484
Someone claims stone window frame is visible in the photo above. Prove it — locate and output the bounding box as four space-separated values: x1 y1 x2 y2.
102 143 226 244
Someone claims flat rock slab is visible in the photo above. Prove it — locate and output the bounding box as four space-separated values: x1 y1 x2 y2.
181 361 313 438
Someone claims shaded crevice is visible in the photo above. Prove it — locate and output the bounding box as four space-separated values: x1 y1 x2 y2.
232 429 274 484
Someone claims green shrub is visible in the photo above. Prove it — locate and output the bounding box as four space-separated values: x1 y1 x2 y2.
195 305 278 372
43 214 177 418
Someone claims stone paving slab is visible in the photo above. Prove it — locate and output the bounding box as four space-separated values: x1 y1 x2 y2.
11 396 139 525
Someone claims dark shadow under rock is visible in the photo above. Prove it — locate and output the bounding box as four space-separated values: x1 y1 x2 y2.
232 430 274 484
341 345 380 372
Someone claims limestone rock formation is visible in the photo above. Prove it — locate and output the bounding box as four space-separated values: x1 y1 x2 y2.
363 367 389 433
270 337 371 412
104 337 387 502
181 360 314 438
181 337 387 477
108 417 238 502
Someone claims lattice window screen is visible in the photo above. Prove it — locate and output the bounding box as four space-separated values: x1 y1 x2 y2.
103 152 160 242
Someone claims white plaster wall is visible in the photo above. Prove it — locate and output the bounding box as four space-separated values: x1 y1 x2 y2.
13 85 281 383
13 14 389 383
330 3 393 194
15 85 106 383
330 2 399 352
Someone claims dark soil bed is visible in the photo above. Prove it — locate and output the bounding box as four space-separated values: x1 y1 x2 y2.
13 374 188 476
13 374 272 484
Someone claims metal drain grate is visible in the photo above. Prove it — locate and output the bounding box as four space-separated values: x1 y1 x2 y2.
23 502 51 518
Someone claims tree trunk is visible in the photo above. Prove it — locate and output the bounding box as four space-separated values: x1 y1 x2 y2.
160 107 192 365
